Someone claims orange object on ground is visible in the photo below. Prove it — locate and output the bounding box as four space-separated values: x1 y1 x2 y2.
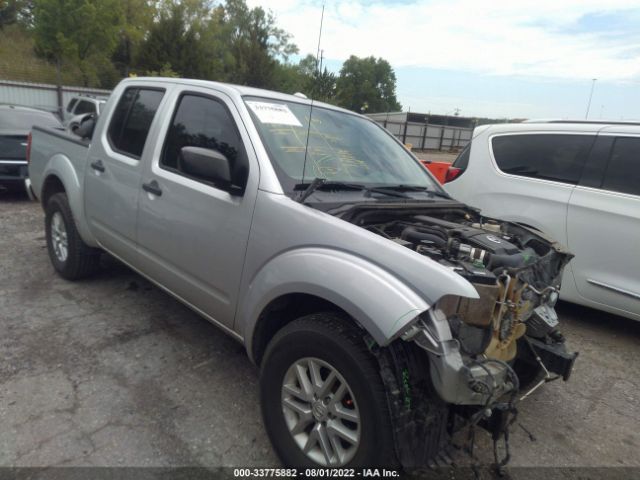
420 160 450 184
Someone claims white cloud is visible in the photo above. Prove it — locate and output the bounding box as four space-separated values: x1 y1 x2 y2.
248 0 640 81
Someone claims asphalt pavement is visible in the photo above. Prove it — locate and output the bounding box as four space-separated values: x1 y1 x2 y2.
1 190 638 473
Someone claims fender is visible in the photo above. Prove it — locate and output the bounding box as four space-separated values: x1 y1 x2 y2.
238 247 432 361
41 154 98 247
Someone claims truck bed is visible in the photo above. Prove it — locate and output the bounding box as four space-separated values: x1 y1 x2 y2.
28 126 90 202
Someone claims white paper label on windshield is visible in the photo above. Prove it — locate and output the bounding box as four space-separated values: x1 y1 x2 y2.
246 101 303 127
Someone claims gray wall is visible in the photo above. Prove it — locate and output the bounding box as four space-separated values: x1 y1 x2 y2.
368 113 473 150
0 79 110 116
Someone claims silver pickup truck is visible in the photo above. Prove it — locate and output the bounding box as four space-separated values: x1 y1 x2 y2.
28 78 577 469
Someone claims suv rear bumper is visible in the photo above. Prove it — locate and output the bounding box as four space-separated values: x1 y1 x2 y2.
0 162 35 199
0 162 28 182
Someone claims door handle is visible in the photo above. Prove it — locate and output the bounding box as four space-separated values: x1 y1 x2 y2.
142 180 162 197
90 159 105 172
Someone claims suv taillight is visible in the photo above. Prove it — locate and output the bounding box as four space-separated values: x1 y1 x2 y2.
26 132 32 164
444 167 462 183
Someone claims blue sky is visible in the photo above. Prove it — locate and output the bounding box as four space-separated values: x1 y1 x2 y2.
248 0 640 119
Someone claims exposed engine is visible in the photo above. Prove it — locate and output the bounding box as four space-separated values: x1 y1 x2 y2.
330 203 578 470
344 205 573 362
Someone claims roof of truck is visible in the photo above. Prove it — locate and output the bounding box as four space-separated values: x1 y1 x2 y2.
124 77 356 116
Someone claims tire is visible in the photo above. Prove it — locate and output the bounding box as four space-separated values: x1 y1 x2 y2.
45 192 101 280
260 313 397 468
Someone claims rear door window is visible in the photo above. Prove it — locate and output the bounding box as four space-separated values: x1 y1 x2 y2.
492 134 594 184
107 87 164 159
601 137 640 196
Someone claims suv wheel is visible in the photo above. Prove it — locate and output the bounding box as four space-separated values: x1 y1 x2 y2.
260 313 396 468
45 192 101 279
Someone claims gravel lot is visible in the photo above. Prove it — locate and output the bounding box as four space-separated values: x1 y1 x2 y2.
1 190 639 473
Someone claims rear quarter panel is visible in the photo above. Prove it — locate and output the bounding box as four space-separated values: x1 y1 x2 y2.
28 127 97 246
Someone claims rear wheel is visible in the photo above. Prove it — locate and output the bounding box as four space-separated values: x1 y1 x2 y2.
260 313 396 468
45 192 101 279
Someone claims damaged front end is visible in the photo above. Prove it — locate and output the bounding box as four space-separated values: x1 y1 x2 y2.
340 203 578 469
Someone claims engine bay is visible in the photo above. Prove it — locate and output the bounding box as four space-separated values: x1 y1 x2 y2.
338 204 573 362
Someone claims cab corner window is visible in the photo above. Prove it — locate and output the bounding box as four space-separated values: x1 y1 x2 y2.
160 94 248 192
492 134 594 184
74 100 96 115
107 87 164 159
602 137 640 196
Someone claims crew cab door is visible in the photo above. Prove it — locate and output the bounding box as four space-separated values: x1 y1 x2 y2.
84 86 166 265
136 87 258 329
567 130 640 320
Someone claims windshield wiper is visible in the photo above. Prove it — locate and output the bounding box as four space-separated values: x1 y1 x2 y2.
296 178 327 203
378 184 452 199
295 179 410 203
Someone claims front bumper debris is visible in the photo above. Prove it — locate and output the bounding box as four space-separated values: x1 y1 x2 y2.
519 336 578 381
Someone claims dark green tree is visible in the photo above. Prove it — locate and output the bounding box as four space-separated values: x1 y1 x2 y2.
221 0 297 88
308 66 337 103
335 55 402 113
0 0 33 29
112 0 158 77
273 54 336 102
33 0 122 87
272 61 306 94
135 1 214 79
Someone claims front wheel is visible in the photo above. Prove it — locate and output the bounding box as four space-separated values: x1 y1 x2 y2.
45 192 101 280
260 313 397 468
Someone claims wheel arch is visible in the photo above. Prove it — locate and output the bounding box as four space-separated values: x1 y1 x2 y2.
41 174 66 208
40 157 97 247
238 248 431 364
250 293 352 366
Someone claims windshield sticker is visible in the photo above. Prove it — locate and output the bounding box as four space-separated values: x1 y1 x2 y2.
246 101 303 127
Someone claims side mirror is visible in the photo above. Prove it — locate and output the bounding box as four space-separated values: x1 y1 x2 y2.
179 146 231 186
74 114 96 139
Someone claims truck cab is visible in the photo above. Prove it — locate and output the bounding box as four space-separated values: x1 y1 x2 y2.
28 78 577 470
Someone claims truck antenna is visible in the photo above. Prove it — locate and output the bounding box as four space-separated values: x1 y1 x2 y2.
298 3 325 199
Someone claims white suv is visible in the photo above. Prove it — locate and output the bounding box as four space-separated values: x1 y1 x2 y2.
62 95 107 128
445 121 640 321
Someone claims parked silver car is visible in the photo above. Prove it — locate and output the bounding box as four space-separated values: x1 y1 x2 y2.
28 78 576 469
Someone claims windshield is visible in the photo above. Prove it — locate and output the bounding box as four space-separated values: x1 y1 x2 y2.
244 96 440 193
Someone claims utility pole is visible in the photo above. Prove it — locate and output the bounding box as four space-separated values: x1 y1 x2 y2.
585 78 597 119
